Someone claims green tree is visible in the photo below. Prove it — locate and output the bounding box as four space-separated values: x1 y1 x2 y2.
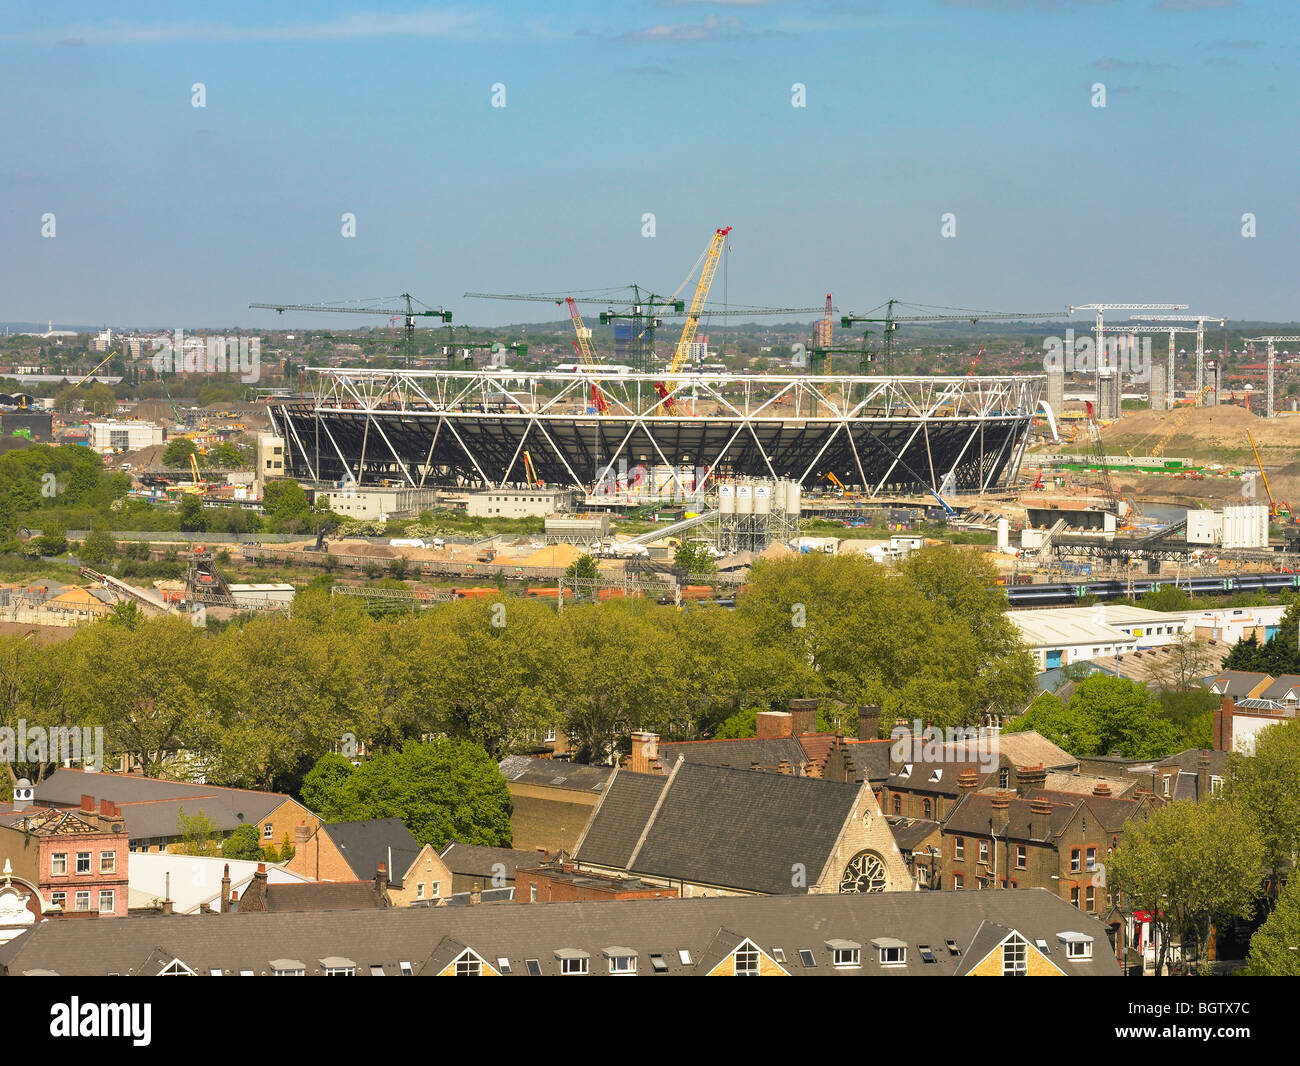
1066 675 1181 759
1244 874 1300 975
161 438 199 467
80 527 116 567
389 556 409 580
175 809 222 857
1225 717 1300 901
673 541 717 578
178 494 206 533
1109 800 1262 975
1002 691 1101 755
36 521 69 556
106 601 144 631
221 823 266 861
305 740 513 849
279 831 296 862
564 554 598 589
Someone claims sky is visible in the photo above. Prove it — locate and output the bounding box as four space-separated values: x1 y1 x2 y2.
1 0 1296 331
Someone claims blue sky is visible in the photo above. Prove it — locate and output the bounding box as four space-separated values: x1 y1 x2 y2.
1 0 1295 329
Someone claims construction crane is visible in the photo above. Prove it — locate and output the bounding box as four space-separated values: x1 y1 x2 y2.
1245 430 1289 518
1134 314 1225 403
523 450 542 488
249 294 452 368
966 345 985 376
1101 322 1206 413
564 298 609 414
439 326 528 368
187 452 203 494
655 226 732 409
1067 303 1188 408
1244 336 1300 420
1082 400 1117 513
840 302 1067 375
72 351 116 389
814 294 834 349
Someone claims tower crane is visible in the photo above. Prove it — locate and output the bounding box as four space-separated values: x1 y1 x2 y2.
564 297 609 414
1132 314 1224 404
841 301 1067 375
1244 336 1300 419
1082 400 1118 514
249 294 452 368
1094 322 1202 417
656 226 732 409
1067 303 1188 409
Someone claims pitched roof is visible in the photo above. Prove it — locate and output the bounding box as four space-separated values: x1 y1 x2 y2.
1026 789 1147 833
497 756 613 794
887 817 941 854
0 888 1122 976
655 736 809 774
319 819 419 885
1149 748 1229 776
438 842 546 879
1257 674 1300 703
887 756 994 796
943 792 1078 843
576 761 865 895
1209 671 1273 698
236 879 387 913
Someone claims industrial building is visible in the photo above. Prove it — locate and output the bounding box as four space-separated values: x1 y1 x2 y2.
87 420 164 452
467 487 573 519
317 486 441 521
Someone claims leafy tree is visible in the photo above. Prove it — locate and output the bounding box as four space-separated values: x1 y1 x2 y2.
175 810 222 857
1066 675 1180 759
221 823 266 861
304 740 513 849
564 554 598 586
389 556 409 580
35 521 68 556
263 844 280 863
301 752 356 812
1222 601 1300 675
262 479 313 532
80 527 116 567
1243 874 1300 975
1003 691 1101 755
279 831 296 862
107 601 144 630
1225 717 1300 901
178 494 206 532
1109 800 1262 975
673 541 717 578
0 635 80 786
1140 585 1192 612
161 438 199 467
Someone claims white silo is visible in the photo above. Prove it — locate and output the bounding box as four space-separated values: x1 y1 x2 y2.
785 480 802 516
754 482 773 515
718 484 736 514
736 483 753 515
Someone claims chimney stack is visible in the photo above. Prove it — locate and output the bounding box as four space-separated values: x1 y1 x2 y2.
294 822 310 845
1214 697 1235 752
788 699 819 736
857 704 882 742
220 864 231 913
756 711 793 739
991 790 1012 834
777 760 792 776
376 862 387 891
958 769 979 793
470 881 482 905
1092 781 1112 798
627 731 659 774
1017 764 1047 797
1197 751 1211 800
80 793 94 813
1029 798 1052 840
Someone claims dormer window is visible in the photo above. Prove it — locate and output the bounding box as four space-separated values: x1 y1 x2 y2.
556 949 590 975
1057 932 1093 960
898 763 913 780
871 938 907 966
603 947 637 975
825 939 861 969
1002 934 1028 976
734 942 760 976
927 768 942 783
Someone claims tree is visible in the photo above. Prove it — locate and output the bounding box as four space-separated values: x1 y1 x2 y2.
175 810 222 857
1002 691 1101 755
161 438 199 467
564 554 598 589
389 556 409 580
304 740 513 849
221 823 266 861
35 521 68 556
279 831 296 862
262 480 313 532
178 494 206 533
1225 717 1300 902
1109 800 1262 975
673 541 717 579
1066 675 1181 759
1147 632 1217 693
1139 585 1192 612
107 601 144 631
1243 874 1300 975
80 527 116 567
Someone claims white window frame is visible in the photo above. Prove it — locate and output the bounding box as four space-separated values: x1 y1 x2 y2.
100 850 116 874
734 944 760 976
263 823 274 840
98 889 114 913
832 947 861 969
74 891 90 912
51 853 67 876
75 851 91 874
559 955 589 976
607 954 636 975
1002 935 1028 976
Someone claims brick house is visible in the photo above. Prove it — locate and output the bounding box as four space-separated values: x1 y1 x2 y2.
283 818 419 888
515 859 679 904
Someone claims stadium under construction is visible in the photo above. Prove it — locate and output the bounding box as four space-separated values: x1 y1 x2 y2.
267 367 1047 507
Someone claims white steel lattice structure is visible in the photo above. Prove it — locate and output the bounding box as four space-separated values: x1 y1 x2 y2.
268 368 1044 500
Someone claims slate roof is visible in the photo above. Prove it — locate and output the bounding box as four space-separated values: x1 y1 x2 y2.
943 792 1078 843
1209 671 1272 699
33 768 292 842
887 756 995 796
575 761 865 895
1026 789 1146 833
250 881 388 913
438 842 546 880
1150 749 1229 776
0 888 1122 976
320 819 419 885
1257 674 1300 703
656 736 809 773
497 756 613 794
572 771 668 869
887 817 941 854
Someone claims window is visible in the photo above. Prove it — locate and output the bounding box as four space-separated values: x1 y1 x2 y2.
263 823 274 840
999 768 1010 789
1002 935 1028 976
51 853 67 876
734 944 760 976
918 945 937 964
210 969 223 976
953 873 964 890
1070 885 1080 908
678 949 693 965
416 883 425 900
100 851 116 874
1086 886 1096 912
798 949 816 968
98 890 114 913
945 939 961 956
1086 846 1097 871
399 961 413 976
1210 776 1224 795
876 944 906 966
529 884 537 902
76 852 91 874
74 891 90 911
649 954 668 973
953 837 965 860
495 957 511 974
325 965 356 977
922 798 932 819
978 839 990 864
1059 934 1094 960
240 970 255 976
1070 848 1081 873
50 892 65 909
892 794 901 815
831 946 861 969
1015 845 1026 869
272 967 305 977
370 965 385 976
454 956 481 977
525 959 542 976
772 948 786 964
607 954 636 975
1162 776 1171 797
915 863 928 883
559 954 589 975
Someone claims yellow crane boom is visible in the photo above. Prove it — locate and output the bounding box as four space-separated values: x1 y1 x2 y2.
668 226 732 374
1149 384 1211 458
1246 430 1278 515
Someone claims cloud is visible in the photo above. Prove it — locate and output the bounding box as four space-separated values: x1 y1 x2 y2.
611 14 781 42
1157 0 1238 10
15 8 491 46
56 37 87 47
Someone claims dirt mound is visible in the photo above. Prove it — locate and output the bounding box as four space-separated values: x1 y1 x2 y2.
1099 405 1299 463
128 399 176 424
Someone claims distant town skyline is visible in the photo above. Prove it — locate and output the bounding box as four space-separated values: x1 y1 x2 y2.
2 1 1294 327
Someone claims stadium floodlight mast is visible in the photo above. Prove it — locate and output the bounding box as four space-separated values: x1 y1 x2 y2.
1132 314 1225 405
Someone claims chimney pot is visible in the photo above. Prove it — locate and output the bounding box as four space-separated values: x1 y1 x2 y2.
257 862 266 874
80 793 94 812
1093 781 1112 797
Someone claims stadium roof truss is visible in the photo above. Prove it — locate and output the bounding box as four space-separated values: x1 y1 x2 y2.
269 368 1043 500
